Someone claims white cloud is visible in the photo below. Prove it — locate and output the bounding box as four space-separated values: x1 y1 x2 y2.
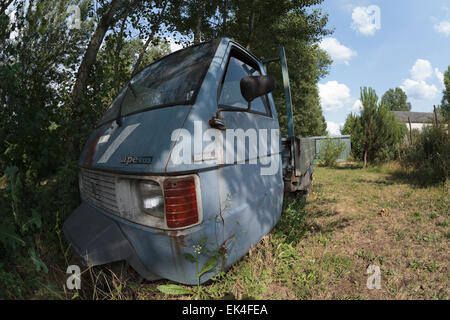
400 79 438 100
410 59 433 81
434 21 450 36
401 59 440 100
319 38 357 65
435 68 444 85
352 99 363 112
326 121 344 136
319 81 351 111
351 5 381 36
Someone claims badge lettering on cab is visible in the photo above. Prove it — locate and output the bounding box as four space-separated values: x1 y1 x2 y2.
120 156 153 165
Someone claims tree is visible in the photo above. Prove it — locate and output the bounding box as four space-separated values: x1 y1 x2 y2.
360 87 378 168
342 87 406 168
441 66 450 120
71 0 122 108
0 1 101 296
130 0 172 77
68 0 179 158
381 87 412 111
225 0 331 137
341 113 363 160
0 0 95 178
89 37 170 121
168 0 222 43
400 123 449 184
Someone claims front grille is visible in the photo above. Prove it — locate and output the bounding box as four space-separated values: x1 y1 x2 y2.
79 168 120 215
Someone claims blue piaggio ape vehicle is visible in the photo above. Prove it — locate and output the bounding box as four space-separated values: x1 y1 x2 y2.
63 38 315 284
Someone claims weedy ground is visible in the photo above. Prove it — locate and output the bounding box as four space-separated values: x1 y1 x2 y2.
32 163 450 300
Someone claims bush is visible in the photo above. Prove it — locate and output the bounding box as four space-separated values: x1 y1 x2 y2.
0 163 79 299
342 87 407 167
318 137 346 167
400 124 449 184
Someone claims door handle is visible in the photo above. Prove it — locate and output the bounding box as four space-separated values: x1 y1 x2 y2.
209 109 226 130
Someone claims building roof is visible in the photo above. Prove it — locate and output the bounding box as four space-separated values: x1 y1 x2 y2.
393 111 438 123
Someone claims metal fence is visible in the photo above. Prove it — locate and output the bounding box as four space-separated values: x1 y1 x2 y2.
310 135 351 162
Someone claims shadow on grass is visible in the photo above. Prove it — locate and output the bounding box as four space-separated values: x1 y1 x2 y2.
316 163 363 170
353 178 395 186
273 193 351 246
332 163 363 170
385 167 448 189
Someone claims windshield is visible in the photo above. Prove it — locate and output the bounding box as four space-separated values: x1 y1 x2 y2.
98 40 219 126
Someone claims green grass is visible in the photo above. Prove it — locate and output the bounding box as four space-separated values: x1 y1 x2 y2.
2 162 448 300
123 162 447 300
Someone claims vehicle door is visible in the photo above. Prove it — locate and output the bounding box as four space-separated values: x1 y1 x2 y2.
215 45 284 263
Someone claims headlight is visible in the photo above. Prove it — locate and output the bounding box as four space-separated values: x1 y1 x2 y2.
138 181 164 218
114 175 202 230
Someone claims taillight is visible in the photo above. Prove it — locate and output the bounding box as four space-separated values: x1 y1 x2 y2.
163 177 198 228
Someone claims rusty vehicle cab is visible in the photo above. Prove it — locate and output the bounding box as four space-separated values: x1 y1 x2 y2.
63 38 313 284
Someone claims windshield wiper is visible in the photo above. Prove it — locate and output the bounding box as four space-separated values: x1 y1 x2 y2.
115 82 137 127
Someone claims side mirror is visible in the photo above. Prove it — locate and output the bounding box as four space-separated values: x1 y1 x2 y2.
240 75 275 108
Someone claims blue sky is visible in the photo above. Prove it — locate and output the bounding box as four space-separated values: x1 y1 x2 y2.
316 0 450 135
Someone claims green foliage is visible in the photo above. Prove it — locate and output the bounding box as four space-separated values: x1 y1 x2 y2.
318 137 346 167
381 87 412 111
157 237 220 297
342 87 407 167
156 284 193 295
0 166 50 298
400 124 449 184
0 0 332 298
199 256 219 277
0 0 93 178
441 66 450 120
87 36 171 133
222 0 331 137
341 113 363 161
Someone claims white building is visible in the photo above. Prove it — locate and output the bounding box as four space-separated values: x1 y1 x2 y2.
393 111 439 131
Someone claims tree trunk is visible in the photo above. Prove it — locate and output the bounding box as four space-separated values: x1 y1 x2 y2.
71 0 121 108
193 14 202 43
114 16 127 96
132 36 153 77
363 149 368 169
131 0 168 77
433 105 439 126
222 0 228 36
245 0 256 50
68 0 121 160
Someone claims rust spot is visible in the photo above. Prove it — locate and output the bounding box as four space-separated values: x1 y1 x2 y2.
168 230 180 237
168 236 180 279
168 234 187 281
83 129 105 166
177 235 186 247
220 234 235 250
219 245 227 255
167 230 186 247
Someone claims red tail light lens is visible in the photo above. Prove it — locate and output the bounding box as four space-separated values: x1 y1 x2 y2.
163 177 198 228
